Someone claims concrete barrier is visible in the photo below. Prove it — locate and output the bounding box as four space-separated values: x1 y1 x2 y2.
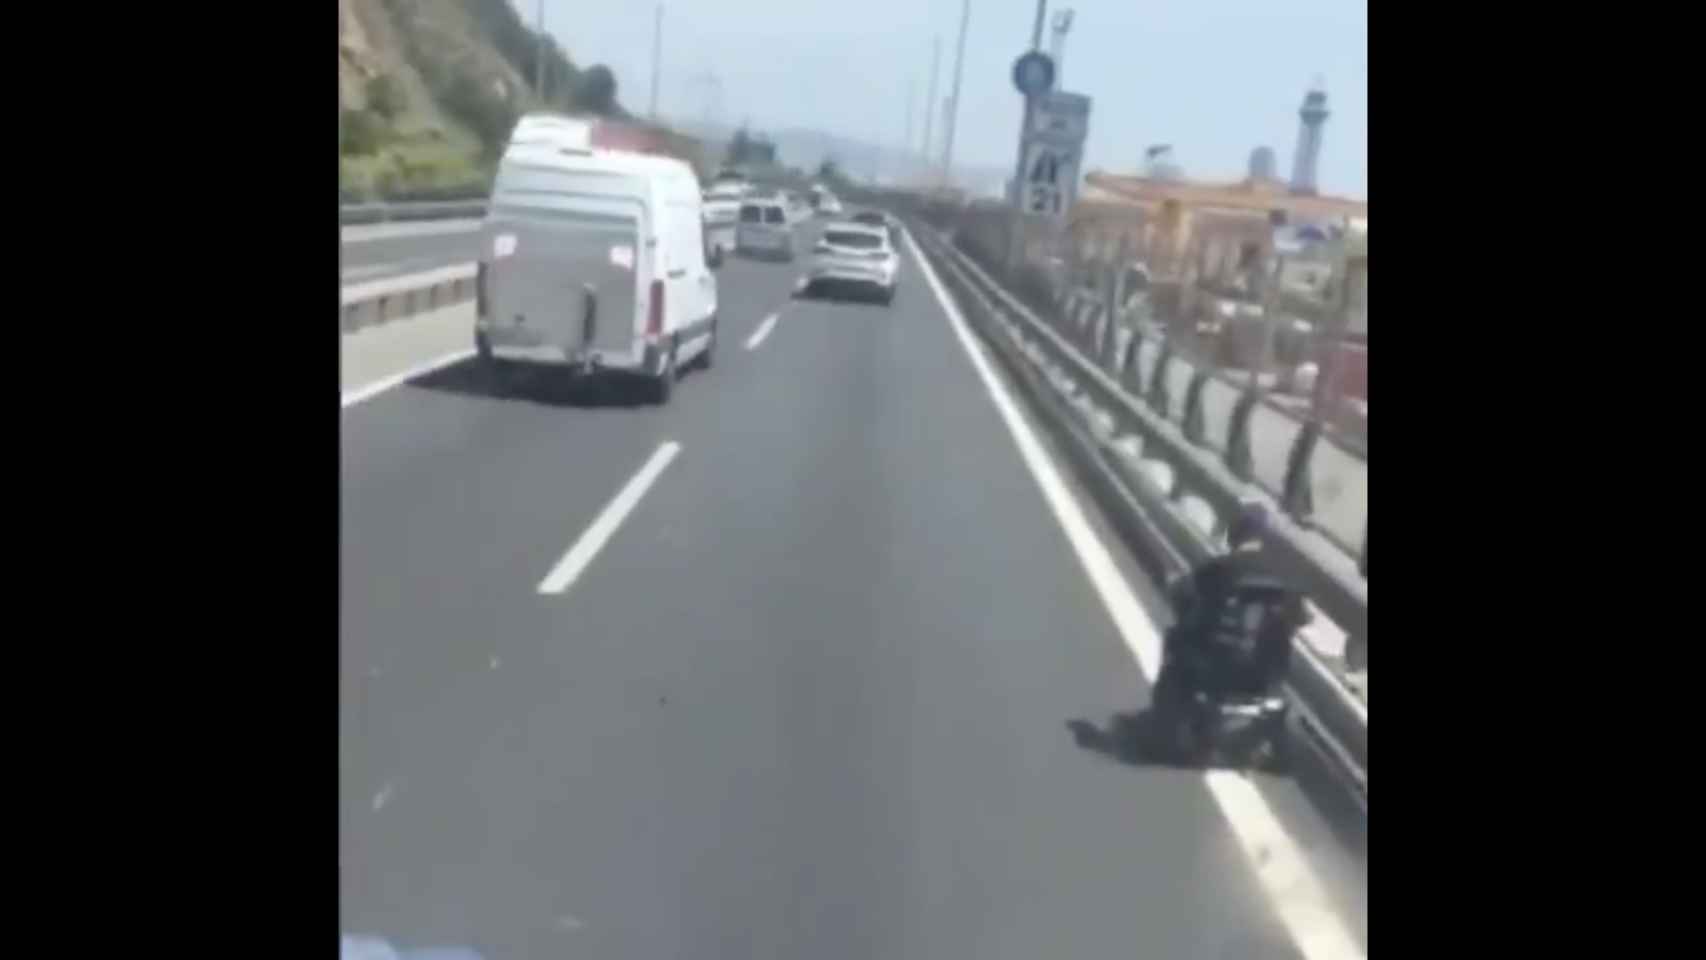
341 263 478 335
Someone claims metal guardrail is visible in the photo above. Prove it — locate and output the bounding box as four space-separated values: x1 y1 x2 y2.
340 262 477 334
909 222 1366 799
340 200 489 226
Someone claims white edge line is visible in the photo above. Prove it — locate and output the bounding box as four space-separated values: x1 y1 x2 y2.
745 312 781 350
901 226 1364 960
537 441 682 595
341 349 475 409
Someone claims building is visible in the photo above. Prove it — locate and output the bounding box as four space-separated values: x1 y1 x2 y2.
1249 146 1276 180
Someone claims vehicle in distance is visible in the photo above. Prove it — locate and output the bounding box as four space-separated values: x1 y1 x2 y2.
702 180 747 255
736 198 795 261
849 209 900 245
815 193 844 217
804 222 899 305
475 114 721 405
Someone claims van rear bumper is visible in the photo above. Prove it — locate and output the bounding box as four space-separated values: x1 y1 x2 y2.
477 322 652 373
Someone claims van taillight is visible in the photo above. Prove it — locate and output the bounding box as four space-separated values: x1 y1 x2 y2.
476 262 488 318
648 279 664 336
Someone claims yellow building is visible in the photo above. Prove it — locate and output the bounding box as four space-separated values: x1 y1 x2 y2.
1074 171 1368 278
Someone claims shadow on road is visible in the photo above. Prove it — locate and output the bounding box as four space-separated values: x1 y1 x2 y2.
409 357 671 409
1070 710 1368 858
1067 711 1195 771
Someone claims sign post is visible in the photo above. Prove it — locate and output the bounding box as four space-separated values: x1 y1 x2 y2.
1005 46 1090 273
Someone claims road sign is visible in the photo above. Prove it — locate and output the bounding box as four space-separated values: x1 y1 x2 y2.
1029 91 1091 145
1016 91 1092 221
1011 51 1056 97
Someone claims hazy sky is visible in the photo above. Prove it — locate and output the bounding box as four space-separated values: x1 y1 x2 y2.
538 0 1367 199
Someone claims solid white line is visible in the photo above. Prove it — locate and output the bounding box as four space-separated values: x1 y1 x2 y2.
745 312 781 350
340 349 475 409
537 441 682 595
902 227 1364 960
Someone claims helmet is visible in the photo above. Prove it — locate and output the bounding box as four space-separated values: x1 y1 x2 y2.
1227 501 1271 548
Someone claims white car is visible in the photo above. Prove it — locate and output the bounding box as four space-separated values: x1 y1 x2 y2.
815 193 845 217
476 117 720 405
805 222 899 305
702 181 748 254
735 198 796 261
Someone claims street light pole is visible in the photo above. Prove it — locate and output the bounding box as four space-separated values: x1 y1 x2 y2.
921 36 941 182
649 6 664 120
534 0 546 100
941 0 971 187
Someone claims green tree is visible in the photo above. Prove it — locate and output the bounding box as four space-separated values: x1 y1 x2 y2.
367 74 404 122
574 65 618 115
342 109 385 156
727 128 752 165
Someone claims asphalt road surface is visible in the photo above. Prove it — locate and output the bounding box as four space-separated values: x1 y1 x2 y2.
340 225 1368 959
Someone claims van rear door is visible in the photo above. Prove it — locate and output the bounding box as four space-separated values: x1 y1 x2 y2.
484 166 645 360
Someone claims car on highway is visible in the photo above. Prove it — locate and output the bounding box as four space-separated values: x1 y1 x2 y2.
804 221 899 305
702 180 748 256
784 191 812 224
815 193 845 217
475 116 721 405
735 197 796 261
849 209 900 245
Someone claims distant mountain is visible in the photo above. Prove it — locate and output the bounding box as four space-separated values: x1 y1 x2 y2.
664 116 1010 197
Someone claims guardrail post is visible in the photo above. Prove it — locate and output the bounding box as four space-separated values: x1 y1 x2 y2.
1120 330 1144 393
1225 386 1258 480
1182 370 1209 445
1147 341 1173 418
1282 419 1319 520
1359 521 1367 578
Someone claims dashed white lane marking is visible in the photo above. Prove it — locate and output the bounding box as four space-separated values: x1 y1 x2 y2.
537 441 682 595
341 349 475 409
371 781 395 812
902 226 1364 960
745 312 781 350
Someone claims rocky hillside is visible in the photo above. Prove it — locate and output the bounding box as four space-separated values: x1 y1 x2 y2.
338 0 625 200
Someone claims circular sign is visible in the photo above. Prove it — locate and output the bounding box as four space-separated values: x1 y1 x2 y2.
1011 51 1056 97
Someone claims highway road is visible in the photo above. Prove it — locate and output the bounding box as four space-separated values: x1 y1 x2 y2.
340 223 1368 959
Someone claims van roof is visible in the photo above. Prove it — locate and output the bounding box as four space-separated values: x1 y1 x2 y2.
500 141 696 184
508 112 594 150
502 112 697 182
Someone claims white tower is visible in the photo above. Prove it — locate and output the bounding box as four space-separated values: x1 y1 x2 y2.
1290 78 1329 195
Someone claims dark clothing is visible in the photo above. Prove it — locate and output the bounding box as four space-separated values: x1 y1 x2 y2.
1159 548 1308 703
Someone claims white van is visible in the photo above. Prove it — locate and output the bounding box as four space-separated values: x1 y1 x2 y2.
475 116 720 404
735 197 795 260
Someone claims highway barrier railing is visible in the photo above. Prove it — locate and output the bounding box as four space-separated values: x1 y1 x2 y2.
341 262 477 334
906 220 1366 807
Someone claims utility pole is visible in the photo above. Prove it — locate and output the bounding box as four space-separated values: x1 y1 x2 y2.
649 6 664 120
921 37 941 180
904 74 916 182
942 0 972 187
534 0 546 100
1049 8 1075 89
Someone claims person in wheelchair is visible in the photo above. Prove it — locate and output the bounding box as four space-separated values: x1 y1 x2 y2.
1152 502 1311 719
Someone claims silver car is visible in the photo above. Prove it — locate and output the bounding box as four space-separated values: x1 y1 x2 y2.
804 222 898 305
